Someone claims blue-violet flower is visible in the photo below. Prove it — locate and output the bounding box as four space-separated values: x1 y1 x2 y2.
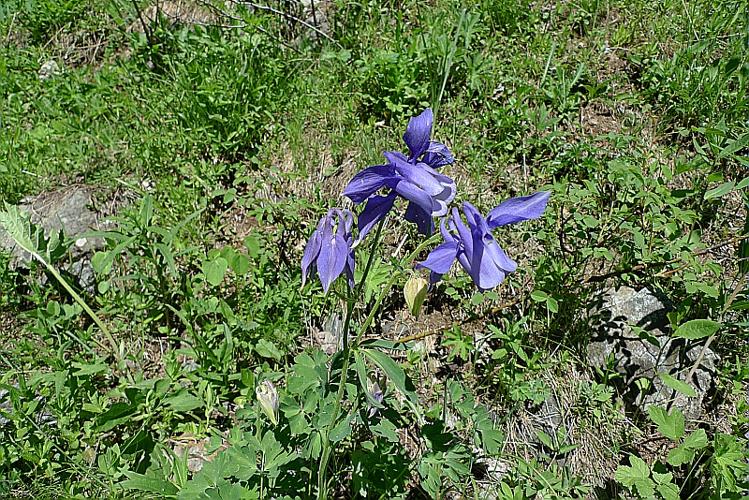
343 108 456 239
301 208 355 292
418 192 550 290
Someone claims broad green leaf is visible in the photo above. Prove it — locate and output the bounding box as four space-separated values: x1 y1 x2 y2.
656 482 680 500
370 417 399 443
667 429 709 466
165 390 203 412
254 339 282 361
362 348 418 404
230 252 251 275
203 257 228 286
648 406 685 441
658 372 697 397
673 319 721 340
682 428 708 450
329 411 354 443
667 443 697 466
704 181 735 200
614 455 650 487
530 290 549 302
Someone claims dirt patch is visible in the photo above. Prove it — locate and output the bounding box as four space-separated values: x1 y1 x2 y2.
580 101 624 136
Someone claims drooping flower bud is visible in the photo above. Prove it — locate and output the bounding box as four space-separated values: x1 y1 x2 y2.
404 274 429 317
256 380 279 425
367 379 384 418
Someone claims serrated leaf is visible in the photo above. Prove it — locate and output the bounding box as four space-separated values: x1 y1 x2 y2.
658 372 697 397
0 204 36 255
667 444 696 466
371 417 399 443
656 482 680 500
673 319 721 340
615 455 650 487
648 406 685 440
682 428 708 450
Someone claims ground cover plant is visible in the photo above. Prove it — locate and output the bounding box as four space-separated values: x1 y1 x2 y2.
0 0 748 498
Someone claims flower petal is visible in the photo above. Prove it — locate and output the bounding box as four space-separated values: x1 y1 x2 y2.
418 240 459 275
403 108 433 160
316 220 348 292
394 180 435 216
422 141 454 168
343 164 397 204
301 228 322 286
404 201 434 235
357 192 396 242
468 232 507 290
487 191 551 229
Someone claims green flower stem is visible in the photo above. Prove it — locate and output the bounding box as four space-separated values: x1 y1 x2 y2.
353 233 441 346
317 218 386 500
30 248 119 359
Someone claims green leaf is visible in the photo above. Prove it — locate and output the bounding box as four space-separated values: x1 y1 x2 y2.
530 290 549 302
0 204 36 255
658 372 697 397
615 455 650 487
72 361 109 377
370 417 399 443
704 181 735 200
656 482 680 500
230 253 250 275
165 390 203 412
536 430 555 451
254 339 282 361
362 348 418 404
120 472 178 495
682 428 708 450
667 429 708 466
203 257 228 286
648 406 685 441
673 319 721 340
667 444 696 466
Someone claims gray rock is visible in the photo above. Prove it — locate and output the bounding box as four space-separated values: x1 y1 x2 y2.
587 286 718 420
38 60 61 80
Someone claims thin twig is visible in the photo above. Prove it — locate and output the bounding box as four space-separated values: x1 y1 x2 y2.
194 0 302 54
130 0 154 51
230 0 341 47
585 233 749 283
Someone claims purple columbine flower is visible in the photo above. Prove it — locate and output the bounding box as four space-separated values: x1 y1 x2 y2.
301 208 355 293
343 108 456 239
418 192 550 290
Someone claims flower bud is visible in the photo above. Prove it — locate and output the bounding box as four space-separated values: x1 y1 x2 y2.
256 380 279 425
367 379 384 418
404 275 429 317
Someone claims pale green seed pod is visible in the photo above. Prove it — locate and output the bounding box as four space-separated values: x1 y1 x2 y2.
404 275 429 318
256 380 279 425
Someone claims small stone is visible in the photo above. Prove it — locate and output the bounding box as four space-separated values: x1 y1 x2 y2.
38 60 61 80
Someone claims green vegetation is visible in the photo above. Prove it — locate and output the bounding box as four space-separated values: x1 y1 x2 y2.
1 0 748 498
